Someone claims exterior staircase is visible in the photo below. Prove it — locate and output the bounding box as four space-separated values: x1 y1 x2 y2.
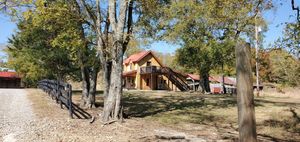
161 67 189 91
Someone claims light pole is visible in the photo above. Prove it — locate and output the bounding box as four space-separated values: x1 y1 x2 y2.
255 14 261 97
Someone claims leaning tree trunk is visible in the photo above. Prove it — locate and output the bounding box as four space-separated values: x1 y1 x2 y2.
236 42 257 142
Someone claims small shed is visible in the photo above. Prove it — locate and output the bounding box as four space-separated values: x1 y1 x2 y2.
0 72 21 88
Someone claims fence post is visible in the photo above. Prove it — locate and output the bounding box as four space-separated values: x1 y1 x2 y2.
47 82 49 94
56 80 59 104
68 84 73 118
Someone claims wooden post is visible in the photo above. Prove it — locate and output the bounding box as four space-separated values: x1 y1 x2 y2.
58 81 63 109
150 73 153 90
236 42 257 142
167 76 170 91
68 84 73 118
56 80 59 104
193 79 195 91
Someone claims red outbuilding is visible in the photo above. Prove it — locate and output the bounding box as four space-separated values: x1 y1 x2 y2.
0 71 21 88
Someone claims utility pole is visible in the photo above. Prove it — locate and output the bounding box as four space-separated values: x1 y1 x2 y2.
255 14 260 97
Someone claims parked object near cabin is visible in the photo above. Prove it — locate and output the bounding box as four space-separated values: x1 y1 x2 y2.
0 71 21 88
186 74 237 94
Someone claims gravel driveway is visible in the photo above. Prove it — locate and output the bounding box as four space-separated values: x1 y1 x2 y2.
0 89 34 142
0 89 210 142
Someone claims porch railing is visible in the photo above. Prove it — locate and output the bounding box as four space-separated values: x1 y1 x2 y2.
140 66 161 74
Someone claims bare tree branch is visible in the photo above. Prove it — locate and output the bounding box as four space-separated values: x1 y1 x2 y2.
123 0 133 52
117 0 129 35
78 0 97 30
291 0 300 22
108 0 117 32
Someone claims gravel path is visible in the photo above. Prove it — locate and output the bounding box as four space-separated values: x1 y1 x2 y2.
0 89 35 142
0 89 210 142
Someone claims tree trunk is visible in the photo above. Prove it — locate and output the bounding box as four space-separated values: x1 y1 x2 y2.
87 66 99 108
199 71 211 93
221 63 226 94
102 49 123 122
80 65 91 108
103 61 112 99
235 42 257 142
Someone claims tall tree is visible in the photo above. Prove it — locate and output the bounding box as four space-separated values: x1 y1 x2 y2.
33 0 100 108
5 0 100 107
202 1 272 141
139 1 237 93
251 48 272 83
7 19 79 87
268 48 300 86
139 0 273 141
76 0 134 122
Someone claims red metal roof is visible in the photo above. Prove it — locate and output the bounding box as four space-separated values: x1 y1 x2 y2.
210 76 236 85
187 74 215 82
123 50 163 66
0 72 20 78
187 74 236 85
187 74 200 81
124 51 150 65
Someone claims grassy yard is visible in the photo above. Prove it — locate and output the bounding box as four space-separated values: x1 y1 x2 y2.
72 90 300 141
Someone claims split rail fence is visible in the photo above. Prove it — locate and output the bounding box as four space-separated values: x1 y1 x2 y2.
38 79 73 118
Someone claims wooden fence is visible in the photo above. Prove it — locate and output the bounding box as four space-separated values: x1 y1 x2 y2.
38 79 73 118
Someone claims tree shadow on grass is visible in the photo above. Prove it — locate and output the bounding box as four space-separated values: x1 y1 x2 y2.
255 99 300 107
93 91 298 141
122 94 239 118
263 108 300 133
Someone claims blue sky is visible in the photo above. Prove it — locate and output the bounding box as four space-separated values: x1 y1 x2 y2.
0 1 298 57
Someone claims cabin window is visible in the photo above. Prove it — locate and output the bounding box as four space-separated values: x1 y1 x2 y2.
146 78 150 86
146 61 151 66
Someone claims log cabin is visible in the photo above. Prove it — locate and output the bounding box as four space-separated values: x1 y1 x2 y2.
122 51 189 91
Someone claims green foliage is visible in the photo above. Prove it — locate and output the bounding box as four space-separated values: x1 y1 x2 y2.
0 45 7 69
138 0 272 75
7 21 79 87
0 60 7 69
6 0 95 87
125 37 146 57
152 51 175 68
175 39 235 75
276 22 300 59
250 48 300 86
0 0 33 18
268 49 300 86
251 48 272 82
